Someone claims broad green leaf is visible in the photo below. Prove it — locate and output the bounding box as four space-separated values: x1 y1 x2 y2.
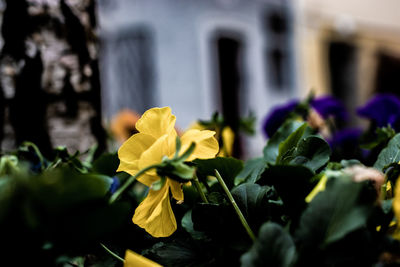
295 177 376 248
194 157 243 189
374 133 400 171
263 120 305 163
360 126 395 150
288 136 331 171
241 222 296 267
231 183 283 231
276 123 308 164
191 202 252 250
234 157 267 185
0 177 15 222
91 152 119 176
257 165 315 217
32 168 112 209
181 210 208 240
142 240 211 267
192 202 228 233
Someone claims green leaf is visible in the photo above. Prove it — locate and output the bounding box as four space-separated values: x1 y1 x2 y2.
240 222 296 267
143 239 211 267
234 157 267 185
231 183 283 231
239 111 257 135
194 157 243 189
374 133 400 171
0 177 15 222
276 123 309 164
181 210 208 240
32 168 112 209
295 177 376 251
92 153 119 176
288 136 331 171
257 165 315 217
192 202 228 233
360 126 395 150
191 202 252 250
263 120 304 163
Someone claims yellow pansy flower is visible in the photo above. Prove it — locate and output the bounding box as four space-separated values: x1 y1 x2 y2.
117 107 219 237
124 250 162 267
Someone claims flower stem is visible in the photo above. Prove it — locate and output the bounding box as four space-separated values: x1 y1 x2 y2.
100 243 124 262
193 173 208 203
214 169 256 242
109 164 159 204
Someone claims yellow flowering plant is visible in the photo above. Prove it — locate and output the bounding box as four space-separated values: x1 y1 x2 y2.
111 107 219 237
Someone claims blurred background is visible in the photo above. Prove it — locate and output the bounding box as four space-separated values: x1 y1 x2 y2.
0 0 399 159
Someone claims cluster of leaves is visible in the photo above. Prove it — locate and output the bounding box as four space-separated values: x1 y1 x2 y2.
136 120 400 266
0 143 135 266
2 99 400 266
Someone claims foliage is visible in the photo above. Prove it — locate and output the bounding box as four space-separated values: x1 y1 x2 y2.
2 95 400 267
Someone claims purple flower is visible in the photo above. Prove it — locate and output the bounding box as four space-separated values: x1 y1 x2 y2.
262 99 299 138
311 96 347 121
262 95 347 138
329 128 362 149
357 94 400 129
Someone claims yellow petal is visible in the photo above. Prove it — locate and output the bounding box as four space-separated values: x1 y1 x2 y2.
137 173 160 187
138 135 175 175
168 179 184 201
135 107 177 139
180 129 219 161
305 175 328 203
187 121 205 131
124 249 162 267
116 160 138 176
117 133 156 175
394 180 400 222
132 182 177 237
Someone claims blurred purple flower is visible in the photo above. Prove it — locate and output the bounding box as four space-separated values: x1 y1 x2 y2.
311 96 347 121
262 95 347 138
109 176 120 194
329 128 362 149
262 99 299 138
357 94 400 129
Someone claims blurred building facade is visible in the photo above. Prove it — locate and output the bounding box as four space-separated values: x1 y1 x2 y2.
98 0 400 156
297 0 400 124
98 0 299 157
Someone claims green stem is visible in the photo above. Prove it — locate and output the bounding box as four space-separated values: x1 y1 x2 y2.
109 164 159 204
100 243 124 262
193 173 208 203
214 169 256 242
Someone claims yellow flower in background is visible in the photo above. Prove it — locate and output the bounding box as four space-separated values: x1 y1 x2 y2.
220 126 234 157
394 181 400 224
188 121 235 157
124 250 162 267
111 109 141 143
117 107 219 237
